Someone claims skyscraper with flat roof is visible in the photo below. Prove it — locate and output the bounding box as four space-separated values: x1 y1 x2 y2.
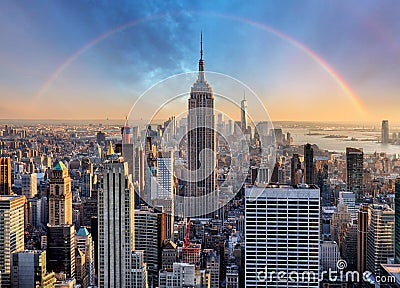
98 152 147 287
156 151 174 199
346 147 364 202
382 120 389 144
395 179 400 263
46 224 76 279
11 250 56 287
0 157 12 195
357 204 369 275
366 205 395 278
0 195 26 286
304 143 314 184
245 184 320 287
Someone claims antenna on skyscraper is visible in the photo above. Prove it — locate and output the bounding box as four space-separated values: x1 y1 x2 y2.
200 32 203 60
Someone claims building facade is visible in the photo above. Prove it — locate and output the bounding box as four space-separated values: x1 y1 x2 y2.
0 195 26 286
11 250 56 287
98 156 138 287
245 185 320 287
48 161 72 225
346 147 364 202
0 157 12 195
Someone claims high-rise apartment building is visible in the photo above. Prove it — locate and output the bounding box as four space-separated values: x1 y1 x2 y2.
382 120 389 144
187 34 216 217
49 161 72 225
245 184 320 287
0 195 26 286
0 157 12 195
346 147 364 202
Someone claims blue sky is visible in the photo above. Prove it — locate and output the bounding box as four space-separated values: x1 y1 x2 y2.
0 0 399 122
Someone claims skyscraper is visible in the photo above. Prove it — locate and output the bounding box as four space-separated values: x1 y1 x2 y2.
134 207 166 285
156 151 174 199
366 205 395 278
240 93 248 132
98 154 137 287
0 195 26 286
290 154 302 185
315 157 330 206
46 225 76 279
187 34 216 217
11 250 56 287
76 227 95 286
346 147 364 202
395 179 400 263
22 172 37 199
0 156 12 195
245 184 320 287
382 120 389 144
304 143 314 184
357 204 369 275
48 161 72 225
121 117 132 144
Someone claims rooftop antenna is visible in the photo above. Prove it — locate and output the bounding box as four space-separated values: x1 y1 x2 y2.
200 32 203 60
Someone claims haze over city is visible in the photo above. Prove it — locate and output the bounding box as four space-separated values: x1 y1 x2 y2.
1 1 399 122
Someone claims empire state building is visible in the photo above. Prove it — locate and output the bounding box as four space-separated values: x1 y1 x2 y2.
187 34 216 217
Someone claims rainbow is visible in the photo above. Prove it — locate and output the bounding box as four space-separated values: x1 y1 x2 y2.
34 11 365 112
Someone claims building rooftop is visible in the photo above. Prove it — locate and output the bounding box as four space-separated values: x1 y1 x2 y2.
76 227 90 237
53 161 67 171
251 183 319 190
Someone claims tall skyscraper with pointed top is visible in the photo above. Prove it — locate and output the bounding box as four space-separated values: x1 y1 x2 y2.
240 92 248 132
187 34 216 217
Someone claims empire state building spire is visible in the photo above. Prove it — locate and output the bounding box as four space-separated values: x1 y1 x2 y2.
199 33 204 70
198 33 205 81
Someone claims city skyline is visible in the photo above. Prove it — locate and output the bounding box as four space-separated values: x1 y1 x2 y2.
2 2 400 287
1 1 399 121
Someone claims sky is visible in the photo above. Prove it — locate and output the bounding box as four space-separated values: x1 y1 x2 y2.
0 0 399 123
